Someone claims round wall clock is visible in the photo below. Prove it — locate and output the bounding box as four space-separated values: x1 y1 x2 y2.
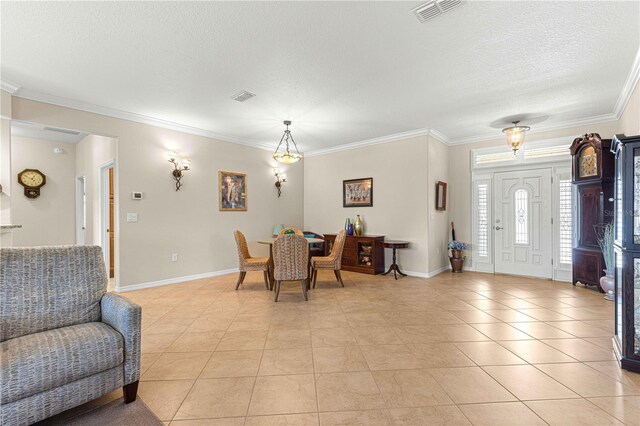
17 169 46 199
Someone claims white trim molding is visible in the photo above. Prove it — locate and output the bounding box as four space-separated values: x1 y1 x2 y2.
305 128 432 157
1 80 20 94
613 46 640 119
115 268 240 292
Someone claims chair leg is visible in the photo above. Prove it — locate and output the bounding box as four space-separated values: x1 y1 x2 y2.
123 380 139 404
274 280 281 302
263 270 270 290
301 280 308 301
336 270 344 287
235 271 246 290
313 269 318 288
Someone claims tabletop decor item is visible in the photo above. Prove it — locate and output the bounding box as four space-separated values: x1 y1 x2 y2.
347 222 354 236
343 177 373 207
354 215 364 236
219 171 247 211
595 222 615 300
345 218 351 231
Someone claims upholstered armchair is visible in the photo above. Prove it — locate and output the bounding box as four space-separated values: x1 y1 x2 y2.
0 246 141 426
311 229 347 288
273 234 309 302
234 230 270 290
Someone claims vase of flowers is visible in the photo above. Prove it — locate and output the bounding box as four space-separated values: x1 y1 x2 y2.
595 222 615 300
448 241 467 273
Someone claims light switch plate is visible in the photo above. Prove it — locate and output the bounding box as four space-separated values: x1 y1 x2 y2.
126 213 138 223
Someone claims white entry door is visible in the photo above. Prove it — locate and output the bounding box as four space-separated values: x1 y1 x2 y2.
493 168 553 278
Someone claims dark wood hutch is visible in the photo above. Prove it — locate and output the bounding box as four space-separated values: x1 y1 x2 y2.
324 234 385 275
570 133 615 291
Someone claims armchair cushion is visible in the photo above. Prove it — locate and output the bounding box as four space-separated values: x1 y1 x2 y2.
0 246 107 342
1 322 123 405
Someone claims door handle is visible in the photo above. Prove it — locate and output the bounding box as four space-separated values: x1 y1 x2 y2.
495 226 503 230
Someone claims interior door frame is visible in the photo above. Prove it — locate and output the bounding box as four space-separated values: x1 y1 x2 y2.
492 167 553 279
75 175 86 245
99 160 115 278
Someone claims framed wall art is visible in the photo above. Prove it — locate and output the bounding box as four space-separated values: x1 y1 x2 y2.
219 171 247 211
436 181 447 211
343 177 373 207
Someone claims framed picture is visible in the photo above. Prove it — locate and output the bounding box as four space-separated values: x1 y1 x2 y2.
436 181 447 211
343 177 373 207
219 171 247 211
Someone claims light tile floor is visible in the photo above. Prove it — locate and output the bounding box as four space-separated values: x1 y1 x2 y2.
118 270 640 425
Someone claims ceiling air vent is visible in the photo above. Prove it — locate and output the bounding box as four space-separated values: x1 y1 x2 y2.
413 0 462 23
43 126 81 135
230 90 256 103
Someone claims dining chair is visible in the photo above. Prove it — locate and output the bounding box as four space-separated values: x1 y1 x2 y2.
233 230 270 290
273 234 309 302
303 231 325 258
278 226 304 236
311 229 346 288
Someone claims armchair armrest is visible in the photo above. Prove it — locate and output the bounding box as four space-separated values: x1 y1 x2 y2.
101 293 142 385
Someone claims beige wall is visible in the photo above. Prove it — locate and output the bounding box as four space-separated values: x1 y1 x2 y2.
11 137 76 246
11 97 304 289
304 136 431 275
1 90 12 247
427 135 450 272
76 134 116 246
618 79 640 136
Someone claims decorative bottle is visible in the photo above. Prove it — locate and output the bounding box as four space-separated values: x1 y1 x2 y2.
347 223 354 236
344 218 350 231
354 215 364 236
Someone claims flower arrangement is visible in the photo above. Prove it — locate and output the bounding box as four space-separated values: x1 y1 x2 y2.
448 241 468 251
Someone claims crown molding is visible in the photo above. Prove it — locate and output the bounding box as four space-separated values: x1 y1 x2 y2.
612 46 640 119
426 128 451 145
305 127 432 157
6 85 278 152
1 80 21 94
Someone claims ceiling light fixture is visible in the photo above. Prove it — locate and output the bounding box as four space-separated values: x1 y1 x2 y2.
502 121 530 156
273 121 302 164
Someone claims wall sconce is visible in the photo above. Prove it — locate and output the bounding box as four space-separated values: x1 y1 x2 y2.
274 168 287 197
168 151 191 191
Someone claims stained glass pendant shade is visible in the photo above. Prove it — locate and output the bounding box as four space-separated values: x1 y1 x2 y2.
273 121 303 164
502 120 531 155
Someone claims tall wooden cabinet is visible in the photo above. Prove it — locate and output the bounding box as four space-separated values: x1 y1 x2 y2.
570 133 615 291
611 134 640 373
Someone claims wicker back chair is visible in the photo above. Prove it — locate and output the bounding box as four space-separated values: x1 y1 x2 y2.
272 234 309 302
234 230 270 290
278 227 304 236
311 229 347 288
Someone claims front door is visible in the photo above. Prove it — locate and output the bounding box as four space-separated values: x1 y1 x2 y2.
493 168 553 278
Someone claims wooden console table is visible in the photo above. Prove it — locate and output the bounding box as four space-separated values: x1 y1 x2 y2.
323 234 385 275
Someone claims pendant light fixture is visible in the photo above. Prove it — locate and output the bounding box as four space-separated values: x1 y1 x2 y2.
502 120 530 156
273 120 302 164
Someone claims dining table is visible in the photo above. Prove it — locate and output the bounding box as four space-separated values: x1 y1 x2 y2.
258 236 324 289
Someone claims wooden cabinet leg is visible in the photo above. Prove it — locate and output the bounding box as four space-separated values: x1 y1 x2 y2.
123 380 139 404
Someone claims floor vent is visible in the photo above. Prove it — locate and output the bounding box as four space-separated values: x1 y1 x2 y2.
230 90 256 102
413 0 462 23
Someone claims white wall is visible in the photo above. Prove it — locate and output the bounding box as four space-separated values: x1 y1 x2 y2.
304 136 430 275
11 136 76 246
427 135 450 273
76 134 116 246
11 97 304 289
619 79 640 136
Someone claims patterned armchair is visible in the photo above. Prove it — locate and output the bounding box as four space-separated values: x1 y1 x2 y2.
273 234 309 302
0 246 141 426
311 229 347 288
278 227 304 236
234 230 270 290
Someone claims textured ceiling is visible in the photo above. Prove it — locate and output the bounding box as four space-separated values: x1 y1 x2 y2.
2 1 639 151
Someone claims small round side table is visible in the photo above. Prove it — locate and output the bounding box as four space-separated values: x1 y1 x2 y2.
381 240 409 279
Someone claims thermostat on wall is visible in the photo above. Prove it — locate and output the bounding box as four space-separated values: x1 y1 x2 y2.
132 192 143 200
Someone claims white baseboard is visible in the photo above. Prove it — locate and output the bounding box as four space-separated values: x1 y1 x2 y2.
115 268 239 292
427 266 449 278
403 270 430 278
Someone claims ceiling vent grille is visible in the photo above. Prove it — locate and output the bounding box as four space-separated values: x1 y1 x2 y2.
43 126 81 135
413 0 462 23
230 90 256 102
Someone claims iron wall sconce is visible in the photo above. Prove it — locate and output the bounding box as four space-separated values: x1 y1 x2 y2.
274 168 287 197
168 151 191 191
